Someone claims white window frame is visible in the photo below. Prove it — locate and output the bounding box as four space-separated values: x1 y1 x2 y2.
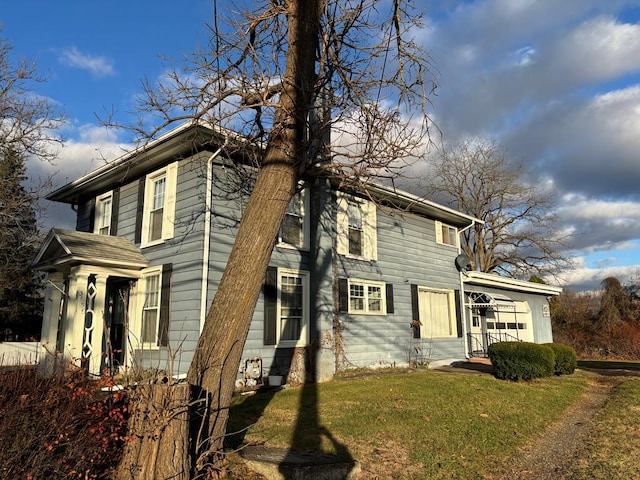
435 220 459 248
418 287 457 338
141 162 178 247
94 191 113 235
136 266 163 349
348 279 386 315
276 268 310 347
336 192 377 260
278 188 310 250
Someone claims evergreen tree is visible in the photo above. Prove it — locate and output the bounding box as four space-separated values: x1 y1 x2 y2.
0 147 43 340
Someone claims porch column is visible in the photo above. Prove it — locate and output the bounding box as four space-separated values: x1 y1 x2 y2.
85 274 107 376
39 271 65 374
63 269 90 367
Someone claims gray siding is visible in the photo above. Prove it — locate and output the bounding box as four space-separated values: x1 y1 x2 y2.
336 202 466 370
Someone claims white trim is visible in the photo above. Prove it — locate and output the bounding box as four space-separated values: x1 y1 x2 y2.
435 220 459 248
275 268 310 348
417 286 457 338
141 161 178 248
200 147 224 332
133 266 163 350
277 188 310 250
336 193 377 260
93 190 113 235
463 271 563 295
347 278 387 315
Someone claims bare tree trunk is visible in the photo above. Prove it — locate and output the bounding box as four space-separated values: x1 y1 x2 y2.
186 0 321 469
115 383 191 480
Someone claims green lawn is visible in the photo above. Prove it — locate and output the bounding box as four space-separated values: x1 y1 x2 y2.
229 369 587 479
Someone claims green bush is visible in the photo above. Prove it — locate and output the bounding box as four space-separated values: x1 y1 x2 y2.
545 342 577 375
488 342 555 381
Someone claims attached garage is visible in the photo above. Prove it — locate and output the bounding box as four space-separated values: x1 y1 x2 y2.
462 272 562 357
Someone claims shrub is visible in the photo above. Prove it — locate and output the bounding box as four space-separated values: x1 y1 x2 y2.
0 366 128 479
488 342 555 381
545 342 577 375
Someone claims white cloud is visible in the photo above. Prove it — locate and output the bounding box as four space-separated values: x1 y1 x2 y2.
59 47 115 78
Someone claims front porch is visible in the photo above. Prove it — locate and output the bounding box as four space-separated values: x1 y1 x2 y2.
33 229 149 376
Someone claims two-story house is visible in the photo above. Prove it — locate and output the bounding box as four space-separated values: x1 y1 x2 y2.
33 121 561 383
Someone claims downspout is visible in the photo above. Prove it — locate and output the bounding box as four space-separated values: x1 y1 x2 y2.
458 221 475 359
200 146 225 332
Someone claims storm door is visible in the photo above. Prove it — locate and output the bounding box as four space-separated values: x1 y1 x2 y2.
103 279 131 373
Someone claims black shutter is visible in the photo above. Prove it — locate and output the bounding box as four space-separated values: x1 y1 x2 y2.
87 198 96 233
385 283 394 314
263 266 277 345
110 187 120 236
454 289 463 338
338 278 349 312
134 178 146 244
411 284 420 338
158 263 172 347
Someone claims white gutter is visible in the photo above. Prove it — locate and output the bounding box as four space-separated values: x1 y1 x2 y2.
200 146 225 332
458 221 475 359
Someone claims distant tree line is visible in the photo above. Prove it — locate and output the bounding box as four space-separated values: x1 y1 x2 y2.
551 276 640 359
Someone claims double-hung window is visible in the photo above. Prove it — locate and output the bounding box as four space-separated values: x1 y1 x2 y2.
347 200 364 256
137 264 172 348
140 162 178 247
94 191 113 235
348 279 386 314
435 220 458 248
263 267 309 347
279 189 309 249
141 269 161 345
336 193 377 260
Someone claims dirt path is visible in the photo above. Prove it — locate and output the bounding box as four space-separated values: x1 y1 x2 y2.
492 371 622 480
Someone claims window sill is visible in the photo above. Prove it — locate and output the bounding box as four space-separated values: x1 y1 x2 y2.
141 239 166 249
340 253 376 262
346 311 387 316
276 242 309 252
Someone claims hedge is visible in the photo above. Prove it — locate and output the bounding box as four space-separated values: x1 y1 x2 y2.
545 342 577 375
488 341 555 381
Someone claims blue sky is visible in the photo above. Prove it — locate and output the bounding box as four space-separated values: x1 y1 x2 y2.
3 0 640 291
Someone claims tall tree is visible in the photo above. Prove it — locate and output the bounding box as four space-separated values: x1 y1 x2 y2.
425 139 568 278
0 148 42 339
0 32 64 339
109 0 434 474
598 277 634 329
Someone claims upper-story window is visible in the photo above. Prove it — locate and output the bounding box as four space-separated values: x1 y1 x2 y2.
140 162 178 247
94 191 113 235
435 220 459 248
279 189 309 250
337 193 377 260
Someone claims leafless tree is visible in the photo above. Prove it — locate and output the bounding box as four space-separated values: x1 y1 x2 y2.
107 0 436 475
424 139 569 278
0 31 65 161
0 32 64 339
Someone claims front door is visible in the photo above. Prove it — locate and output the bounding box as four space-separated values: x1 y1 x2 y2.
103 279 130 373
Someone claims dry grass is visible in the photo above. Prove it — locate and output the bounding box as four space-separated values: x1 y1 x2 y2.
566 377 640 479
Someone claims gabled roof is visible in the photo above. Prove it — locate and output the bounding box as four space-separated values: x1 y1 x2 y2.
463 271 562 296
48 120 481 227
47 121 242 204
33 229 149 272
363 182 481 229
